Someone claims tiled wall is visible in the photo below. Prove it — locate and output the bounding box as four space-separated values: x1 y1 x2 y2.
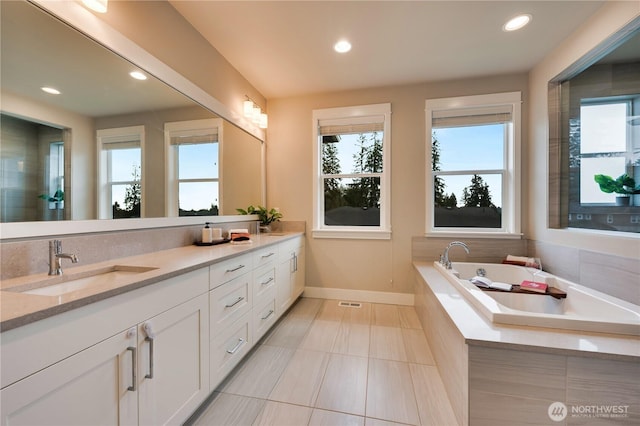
0 221 305 280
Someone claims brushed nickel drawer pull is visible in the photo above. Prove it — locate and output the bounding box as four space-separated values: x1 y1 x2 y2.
225 296 245 308
261 252 275 258
226 264 245 273
260 277 274 286
226 338 245 354
126 346 137 391
261 309 275 320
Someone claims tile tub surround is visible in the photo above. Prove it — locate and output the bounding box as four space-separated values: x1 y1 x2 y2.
187 298 459 426
414 262 640 426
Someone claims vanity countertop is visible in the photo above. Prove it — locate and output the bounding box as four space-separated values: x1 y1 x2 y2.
1 233 302 332
413 261 640 361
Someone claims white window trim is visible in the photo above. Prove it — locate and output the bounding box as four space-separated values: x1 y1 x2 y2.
312 103 392 240
425 92 522 238
97 125 145 219
164 118 223 217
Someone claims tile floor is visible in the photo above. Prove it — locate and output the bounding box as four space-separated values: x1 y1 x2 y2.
188 298 459 426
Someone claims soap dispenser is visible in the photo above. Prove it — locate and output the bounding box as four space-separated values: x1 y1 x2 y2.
202 222 213 243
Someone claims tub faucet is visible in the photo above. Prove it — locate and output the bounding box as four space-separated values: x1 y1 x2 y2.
48 240 78 276
441 241 470 269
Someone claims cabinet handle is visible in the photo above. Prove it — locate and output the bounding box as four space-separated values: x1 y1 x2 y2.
261 309 275 320
226 338 246 354
145 336 154 379
225 296 245 308
261 252 275 258
293 253 298 272
260 277 274 286
225 264 245 273
126 346 137 392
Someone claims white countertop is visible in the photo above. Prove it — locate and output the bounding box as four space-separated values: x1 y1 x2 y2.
1 233 302 332
413 261 640 361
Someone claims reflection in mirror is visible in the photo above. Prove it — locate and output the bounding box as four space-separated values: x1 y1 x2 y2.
0 0 264 224
550 22 639 233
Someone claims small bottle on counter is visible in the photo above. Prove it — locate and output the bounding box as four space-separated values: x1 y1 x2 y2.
202 222 213 243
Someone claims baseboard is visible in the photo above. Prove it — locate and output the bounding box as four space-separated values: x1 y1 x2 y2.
302 287 414 306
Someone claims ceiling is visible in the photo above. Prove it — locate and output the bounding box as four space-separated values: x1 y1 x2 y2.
170 1 607 100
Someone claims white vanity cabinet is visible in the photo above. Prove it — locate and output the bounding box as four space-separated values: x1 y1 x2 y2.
276 236 305 313
0 268 210 426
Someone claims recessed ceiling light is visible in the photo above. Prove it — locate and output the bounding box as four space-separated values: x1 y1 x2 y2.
503 14 532 32
334 40 352 53
130 71 147 80
82 0 108 13
41 87 61 95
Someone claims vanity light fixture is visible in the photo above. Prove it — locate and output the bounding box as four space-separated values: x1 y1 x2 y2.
503 14 532 32
41 87 61 95
129 71 147 80
243 96 268 128
81 0 108 13
334 39 352 53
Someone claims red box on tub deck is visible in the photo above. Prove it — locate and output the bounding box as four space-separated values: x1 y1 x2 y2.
520 280 548 293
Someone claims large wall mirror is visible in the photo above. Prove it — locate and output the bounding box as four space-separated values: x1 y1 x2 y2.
549 17 639 234
1 0 264 228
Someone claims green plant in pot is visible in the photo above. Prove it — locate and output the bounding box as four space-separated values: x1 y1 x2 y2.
236 205 283 232
593 173 640 206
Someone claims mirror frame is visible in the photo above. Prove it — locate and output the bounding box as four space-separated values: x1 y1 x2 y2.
1 0 265 239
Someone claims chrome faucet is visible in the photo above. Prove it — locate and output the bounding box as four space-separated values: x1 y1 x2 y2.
48 240 78 275
440 241 470 269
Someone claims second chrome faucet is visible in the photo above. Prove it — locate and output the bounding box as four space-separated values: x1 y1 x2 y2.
440 241 470 269
48 239 78 275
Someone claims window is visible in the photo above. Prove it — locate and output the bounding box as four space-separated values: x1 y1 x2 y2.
312 103 391 239
165 118 222 217
97 126 144 219
425 92 522 236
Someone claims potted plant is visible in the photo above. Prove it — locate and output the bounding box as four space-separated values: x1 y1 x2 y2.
593 173 640 206
236 205 283 232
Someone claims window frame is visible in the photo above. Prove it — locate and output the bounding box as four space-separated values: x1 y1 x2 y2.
164 118 223 217
96 125 145 219
312 103 392 239
425 92 522 238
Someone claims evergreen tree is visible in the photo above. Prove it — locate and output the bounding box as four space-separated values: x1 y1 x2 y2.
322 140 343 211
124 165 141 216
462 174 494 207
432 132 446 206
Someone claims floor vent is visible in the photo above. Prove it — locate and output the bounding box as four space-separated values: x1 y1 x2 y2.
338 301 362 308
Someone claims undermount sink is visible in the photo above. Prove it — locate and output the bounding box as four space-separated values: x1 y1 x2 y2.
7 265 158 297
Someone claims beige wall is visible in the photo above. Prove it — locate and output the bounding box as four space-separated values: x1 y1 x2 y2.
528 1 640 258
266 75 528 294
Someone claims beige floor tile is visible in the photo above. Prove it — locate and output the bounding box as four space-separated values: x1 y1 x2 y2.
342 302 372 324
409 364 459 426
316 299 347 321
299 319 340 352
288 297 324 319
365 418 414 426
219 345 294 398
252 401 312 426
402 328 435 365
262 315 312 349
332 322 370 357
366 358 420 425
310 409 365 426
268 349 329 406
192 392 265 426
398 306 422 329
316 353 368 416
369 325 407 362
371 304 401 327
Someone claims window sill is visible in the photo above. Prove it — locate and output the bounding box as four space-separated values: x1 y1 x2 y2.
425 230 523 240
312 229 391 240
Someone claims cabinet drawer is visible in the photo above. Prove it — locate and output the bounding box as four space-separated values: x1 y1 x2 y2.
253 265 276 302
209 254 252 289
252 246 278 269
210 313 252 389
210 274 251 336
253 297 277 342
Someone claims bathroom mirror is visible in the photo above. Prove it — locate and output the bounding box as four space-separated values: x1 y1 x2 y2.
0 0 264 225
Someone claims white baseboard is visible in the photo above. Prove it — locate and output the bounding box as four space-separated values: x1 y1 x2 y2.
302 287 414 306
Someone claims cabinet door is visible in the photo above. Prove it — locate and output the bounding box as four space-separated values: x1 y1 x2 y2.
276 255 294 313
138 294 209 426
292 246 305 300
0 329 138 426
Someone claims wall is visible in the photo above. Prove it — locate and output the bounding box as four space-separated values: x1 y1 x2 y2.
528 1 640 302
266 74 528 297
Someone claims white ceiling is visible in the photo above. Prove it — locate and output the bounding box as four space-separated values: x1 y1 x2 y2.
170 0 607 99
